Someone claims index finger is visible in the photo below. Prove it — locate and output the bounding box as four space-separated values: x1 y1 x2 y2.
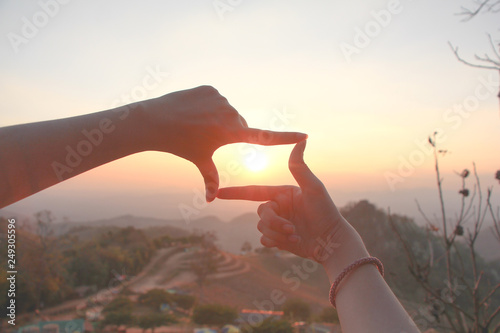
242 128 308 145
217 185 295 201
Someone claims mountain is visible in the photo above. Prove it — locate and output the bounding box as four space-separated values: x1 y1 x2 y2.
474 226 500 262
47 205 500 262
49 213 261 254
215 213 261 253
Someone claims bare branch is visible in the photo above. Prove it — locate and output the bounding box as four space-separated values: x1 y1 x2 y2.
487 0 500 12
486 305 500 329
388 210 417 270
487 34 500 61
415 199 435 226
456 0 492 21
474 53 500 67
417 278 475 322
494 321 500 333
487 188 500 242
480 283 500 304
449 42 500 71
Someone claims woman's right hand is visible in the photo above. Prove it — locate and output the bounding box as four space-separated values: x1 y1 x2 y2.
217 140 368 267
218 141 422 333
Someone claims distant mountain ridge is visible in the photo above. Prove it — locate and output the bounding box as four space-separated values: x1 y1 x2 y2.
8 204 500 261
52 213 262 254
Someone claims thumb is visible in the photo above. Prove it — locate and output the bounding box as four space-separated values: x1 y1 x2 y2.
288 140 323 191
196 158 219 202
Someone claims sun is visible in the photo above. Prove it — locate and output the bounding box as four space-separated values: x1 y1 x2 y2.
244 150 269 172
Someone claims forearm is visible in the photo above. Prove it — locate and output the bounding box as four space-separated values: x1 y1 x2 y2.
0 102 147 207
322 222 420 333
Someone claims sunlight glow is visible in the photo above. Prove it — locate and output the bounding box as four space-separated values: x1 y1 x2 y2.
244 151 269 172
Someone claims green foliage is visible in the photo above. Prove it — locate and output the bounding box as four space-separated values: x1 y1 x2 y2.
102 296 134 314
191 231 219 293
138 289 172 311
192 304 238 326
171 293 196 310
242 317 293 333
191 249 218 287
135 313 177 332
101 296 135 328
282 298 311 322
102 310 134 328
316 307 339 323
1 213 76 313
66 226 155 289
65 227 154 288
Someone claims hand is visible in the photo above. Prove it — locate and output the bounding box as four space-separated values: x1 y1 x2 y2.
142 86 307 202
217 140 365 263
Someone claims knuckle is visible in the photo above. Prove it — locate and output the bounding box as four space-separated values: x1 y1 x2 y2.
257 220 265 233
258 202 273 217
224 107 239 119
304 182 326 194
198 85 218 94
270 216 283 230
257 204 267 217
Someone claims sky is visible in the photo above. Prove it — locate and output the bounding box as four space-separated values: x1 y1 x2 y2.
0 0 499 225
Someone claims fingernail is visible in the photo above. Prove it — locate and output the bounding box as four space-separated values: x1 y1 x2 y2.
206 192 216 203
289 235 300 243
283 224 295 233
206 187 218 202
297 133 308 140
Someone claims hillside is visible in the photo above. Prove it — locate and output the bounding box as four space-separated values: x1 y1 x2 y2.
4 200 500 331
47 208 500 262
53 213 262 254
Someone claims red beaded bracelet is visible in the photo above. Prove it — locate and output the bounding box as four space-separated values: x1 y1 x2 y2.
329 256 384 308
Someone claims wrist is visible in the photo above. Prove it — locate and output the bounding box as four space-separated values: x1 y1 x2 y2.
319 221 370 283
139 94 178 153
112 101 151 154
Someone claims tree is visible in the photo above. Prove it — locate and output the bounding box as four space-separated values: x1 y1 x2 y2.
101 310 134 330
240 241 252 254
389 133 500 333
190 231 219 300
102 296 134 314
242 317 293 333
138 289 172 311
282 298 311 322
101 296 135 330
135 313 177 333
171 293 196 310
192 304 238 327
19 211 71 311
